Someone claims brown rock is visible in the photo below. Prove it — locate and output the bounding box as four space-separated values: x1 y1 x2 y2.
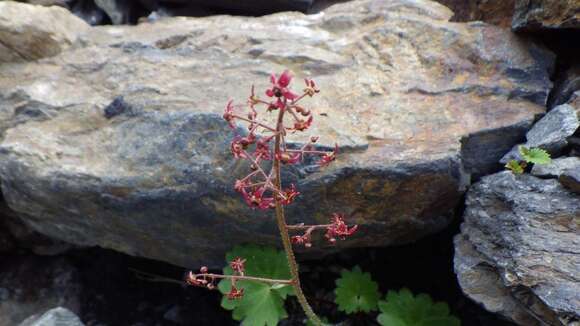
0 0 554 268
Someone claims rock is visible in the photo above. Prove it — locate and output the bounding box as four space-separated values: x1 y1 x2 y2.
0 0 554 268
164 0 313 15
531 156 580 177
560 166 580 193
434 0 515 27
0 256 82 325
0 2 89 62
455 172 580 325
19 307 84 326
513 0 580 31
95 0 131 25
501 104 579 163
70 0 108 26
549 64 580 109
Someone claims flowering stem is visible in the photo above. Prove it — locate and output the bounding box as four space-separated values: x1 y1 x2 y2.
273 108 323 326
286 224 332 230
192 273 293 285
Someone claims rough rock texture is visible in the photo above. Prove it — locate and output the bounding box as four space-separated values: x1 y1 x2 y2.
560 166 580 193
513 0 580 31
0 2 89 62
0 257 82 326
19 307 84 326
0 0 555 268
455 172 580 325
501 104 579 163
531 156 580 177
434 0 516 27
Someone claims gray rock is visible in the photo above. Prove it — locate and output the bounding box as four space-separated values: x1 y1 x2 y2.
560 166 580 194
0 2 89 62
19 307 84 326
513 0 580 31
455 171 580 325
162 0 313 15
531 156 580 178
0 257 82 325
501 104 579 163
0 0 554 268
95 0 131 25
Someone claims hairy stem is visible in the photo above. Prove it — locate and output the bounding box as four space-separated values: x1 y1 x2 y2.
273 107 323 325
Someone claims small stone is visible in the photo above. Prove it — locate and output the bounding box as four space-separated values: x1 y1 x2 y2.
559 166 580 194
18 307 84 326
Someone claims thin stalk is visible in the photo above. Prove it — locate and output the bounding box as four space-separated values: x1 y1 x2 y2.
273 106 323 325
192 273 293 285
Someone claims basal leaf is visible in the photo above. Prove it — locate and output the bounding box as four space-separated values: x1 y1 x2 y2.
505 159 525 174
519 146 551 165
377 289 460 326
218 244 294 326
334 266 380 314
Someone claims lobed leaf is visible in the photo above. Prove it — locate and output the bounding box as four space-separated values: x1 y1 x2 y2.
218 245 294 326
377 289 460 326
334 266 380 314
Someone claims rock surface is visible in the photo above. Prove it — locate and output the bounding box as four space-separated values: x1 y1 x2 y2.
0 256 82 326
0 0 554 268
501 103 579 163
455 171 580 325
531 156 580 177
19 307 84 326
513 0 580 31
0 2 89 62
435 0 515 27
560 166 580 193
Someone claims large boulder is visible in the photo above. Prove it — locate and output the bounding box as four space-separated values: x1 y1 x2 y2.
0 2 89 62
0 0 554 268
19 307 84 326
455 172 579 325
513 0 580 31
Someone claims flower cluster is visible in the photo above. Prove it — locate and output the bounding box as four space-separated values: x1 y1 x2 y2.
290 214 358 248
185 258 246 300
223 70 339 211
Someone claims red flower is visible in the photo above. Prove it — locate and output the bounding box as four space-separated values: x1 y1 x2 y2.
223 100 236 128
318 144 338 167
254 137 272 160
303 78 320 97
291 234 312 248
230 136 248 159
278 184 300 205
241 187 274 210
227 285 244 300
234 179 248 193
266 70 298 100
292 115 313 132
325 213 358 244
276 151 301 164
230 257 246 275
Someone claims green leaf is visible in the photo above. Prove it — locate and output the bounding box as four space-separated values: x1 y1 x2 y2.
218 245 294 326
505 160 525 174
334 266 380 314
377 289 460 326
519 146 551 165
